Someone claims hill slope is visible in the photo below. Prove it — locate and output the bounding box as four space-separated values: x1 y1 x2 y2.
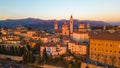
0 18 110 29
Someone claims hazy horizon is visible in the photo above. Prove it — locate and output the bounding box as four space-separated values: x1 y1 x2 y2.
0 0 120 22
0 17 120 23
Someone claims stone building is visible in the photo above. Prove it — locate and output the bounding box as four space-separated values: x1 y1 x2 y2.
90 32 120 67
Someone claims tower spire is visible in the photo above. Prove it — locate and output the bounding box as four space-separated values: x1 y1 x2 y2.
70 15 73 34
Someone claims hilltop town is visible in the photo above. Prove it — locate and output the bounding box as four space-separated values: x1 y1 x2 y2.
0 15 120 68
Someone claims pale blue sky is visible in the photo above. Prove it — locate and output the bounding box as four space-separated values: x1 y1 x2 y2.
0 0 120 22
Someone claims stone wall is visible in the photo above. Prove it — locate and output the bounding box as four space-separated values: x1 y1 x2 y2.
0 54 23 61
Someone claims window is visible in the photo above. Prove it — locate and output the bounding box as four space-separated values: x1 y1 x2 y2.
91 43 93 45
106 44 108 46
109 56 111 58
91 48 92 50
110 44 112 47
91 53 93 55
114 57 116 59
95 48 96 50
98 44 100 46
94 43 96 45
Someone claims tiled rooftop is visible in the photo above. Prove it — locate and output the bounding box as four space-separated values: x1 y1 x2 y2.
90 32 120 41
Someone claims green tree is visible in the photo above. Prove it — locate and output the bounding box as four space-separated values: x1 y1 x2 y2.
66 49 72 56
17 46 23 56
23 51 27 63
20 47 24 56
0 45 1 54
29 51 34 63
34 42 41 51
36 54 42 64
10 46 14 55
14 47 17 56
42 48 48 63
11 46 15 55
68 64 72 68
2 45 6 54
49 53 53 62
27 26 33 30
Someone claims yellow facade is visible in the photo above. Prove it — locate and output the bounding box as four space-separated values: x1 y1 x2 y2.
62 22 69 36
90 39 120 67
1 28 7 35
79 23 85 29
68 42 87 55
1 34 21 47
27 30 36 38
72 32 89 42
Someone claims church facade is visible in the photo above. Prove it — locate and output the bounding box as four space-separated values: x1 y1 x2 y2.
54 15 91 43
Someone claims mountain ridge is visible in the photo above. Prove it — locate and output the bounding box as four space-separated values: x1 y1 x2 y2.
0 18 119 29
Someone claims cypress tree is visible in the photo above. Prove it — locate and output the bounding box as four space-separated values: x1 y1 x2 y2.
29 51 34 63
23 51 27 63
42 48 48 63
0 45 1 54
36 53 42 64
49 53 53 62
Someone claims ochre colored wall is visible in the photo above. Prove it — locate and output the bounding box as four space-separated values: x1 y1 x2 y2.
90 39 120 67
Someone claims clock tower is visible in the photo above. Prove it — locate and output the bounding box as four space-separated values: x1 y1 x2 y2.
70 15 73 34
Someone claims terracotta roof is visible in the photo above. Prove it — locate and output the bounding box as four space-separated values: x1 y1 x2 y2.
41 42 56 47
73 31 88 34
62 37 70 40
69 40 87 45
90 32 120 41
56 42 66 47
41 35 52 38
54 29 62 33
78 28 90 29
52 36 60 38
41 42 66 47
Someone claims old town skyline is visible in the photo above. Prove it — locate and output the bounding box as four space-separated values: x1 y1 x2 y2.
0 15 120 68
0 0 120 68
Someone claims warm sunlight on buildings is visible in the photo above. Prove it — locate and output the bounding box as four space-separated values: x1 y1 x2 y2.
90 32 120 67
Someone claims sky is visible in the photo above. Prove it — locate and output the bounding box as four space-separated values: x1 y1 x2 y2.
0 0 120 22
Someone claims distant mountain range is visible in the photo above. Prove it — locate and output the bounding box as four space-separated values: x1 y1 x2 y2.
0 18 119 29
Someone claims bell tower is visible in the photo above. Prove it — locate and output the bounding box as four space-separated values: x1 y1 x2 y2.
70 15 73 33
54 20 58 30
